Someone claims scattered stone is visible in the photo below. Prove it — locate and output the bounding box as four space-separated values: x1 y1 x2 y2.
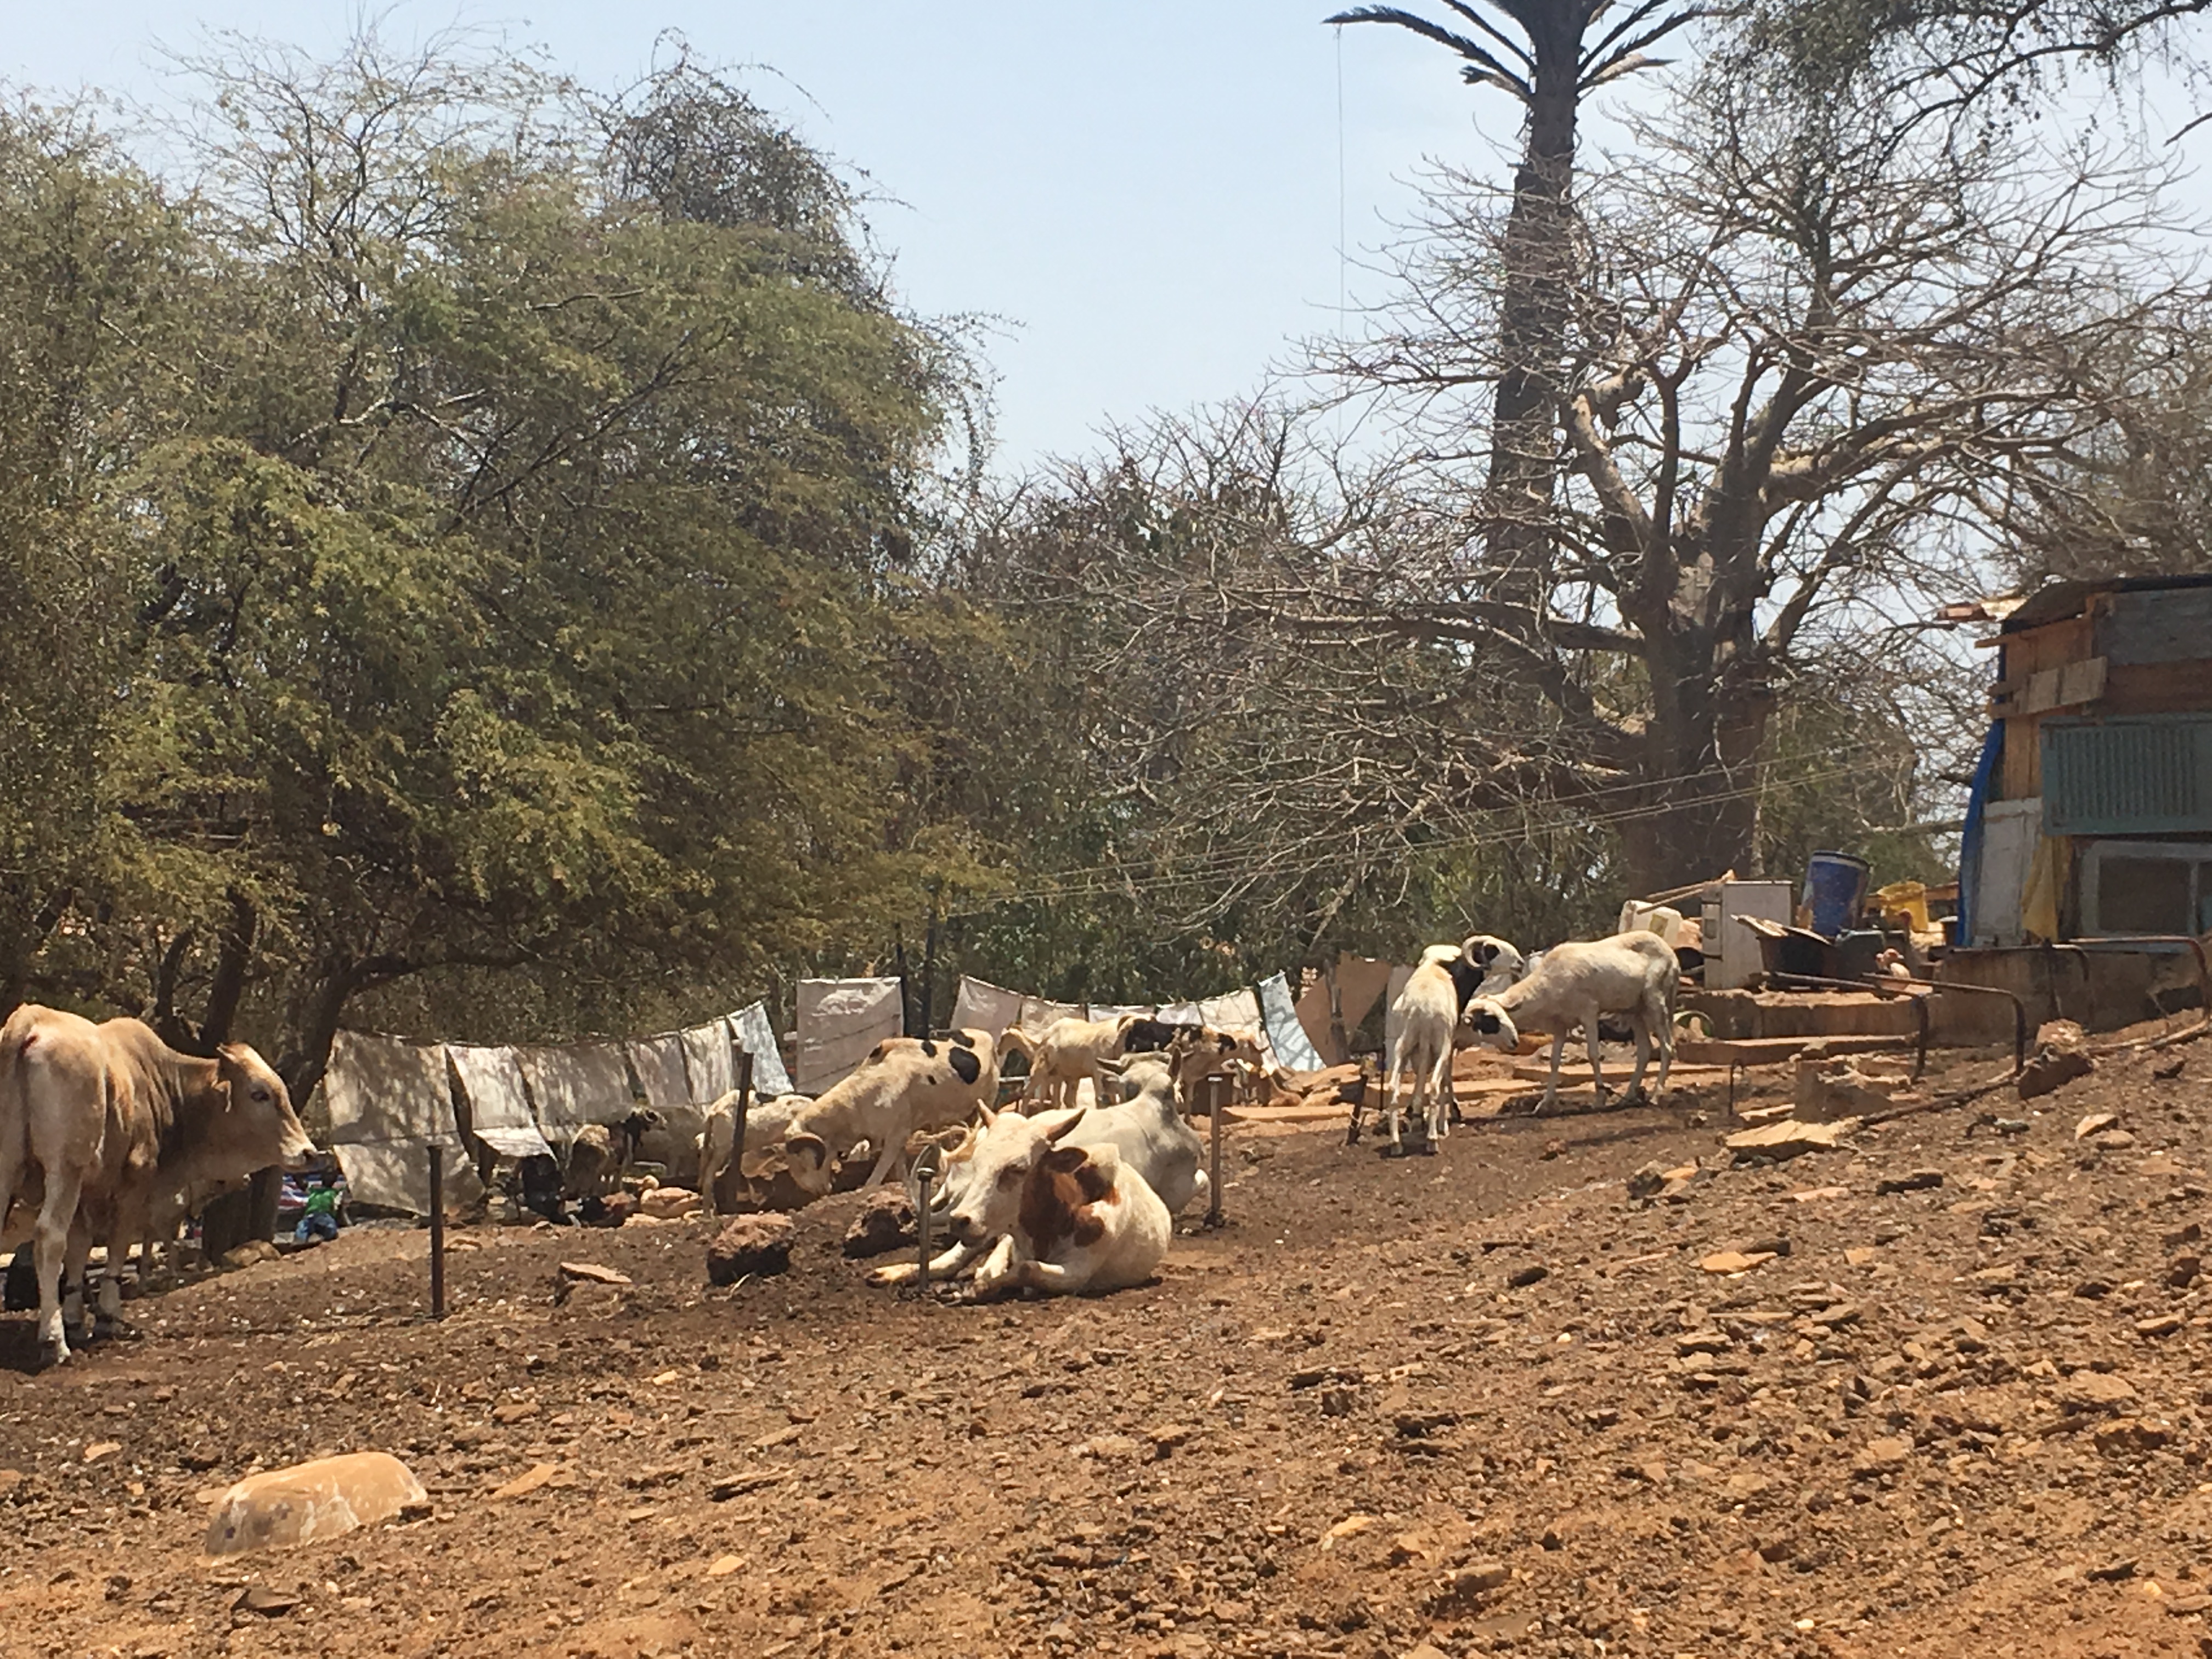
636 1186 703 1220
1076 1434 1143 1463
841 1189 918 1259
488 1462 571 1502
2075 1279 2115 1300
1726 1119 1853 1162
205 1453 428 1554
1147 1423 1197 1456
1627 1163 1669 1200
706 1215 795 1285
2137 1314 2186 1340
1876 1170 1944 1195
220 1240 280 1270
1796 1058 1898 1122
2057 1372 2137 1415
2168 1222 2203 1250
556 1261 630 1286
708 1471 786 1500
1792 1186 1850 1203
2092 1129 2138 1150
2154 1058 2188 1082
1701 1250 1778 1275
2169 1256 2201 1289
83 1441 120 1462
232 1585 300 1617
1453 1561 1513 1595
2085 1558 2138 1583
582 1191 637 1228
1506 1264 1549 1288
2017 1046 2094 1101
706 1555 745 1578
2165 1593 2211 1616
1319 1387 1359 1418
2092 1417 2174 1454
489 1402 539 1426
1853 1436 1912 1476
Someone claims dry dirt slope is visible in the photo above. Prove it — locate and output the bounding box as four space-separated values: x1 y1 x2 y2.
2 1044 2210 1659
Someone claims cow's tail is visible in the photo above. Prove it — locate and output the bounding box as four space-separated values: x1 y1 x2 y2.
0 1009 35 1224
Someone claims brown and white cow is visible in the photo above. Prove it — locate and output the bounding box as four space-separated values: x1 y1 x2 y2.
0 1007 318 1365
970 1138 1172 1300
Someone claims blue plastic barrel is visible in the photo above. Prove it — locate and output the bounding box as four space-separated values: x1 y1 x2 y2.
1804 851 1871 939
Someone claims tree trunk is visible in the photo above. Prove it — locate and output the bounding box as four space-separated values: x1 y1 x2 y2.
199 888 257 1047
1486 40 1582 616
1620 642 1771 893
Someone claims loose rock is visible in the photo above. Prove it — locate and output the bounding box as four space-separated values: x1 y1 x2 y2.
204 1452 427 1555
706 1215 796 1284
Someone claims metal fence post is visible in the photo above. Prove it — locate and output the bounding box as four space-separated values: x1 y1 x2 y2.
1206 1071 1226 1228
427 1144 446 1319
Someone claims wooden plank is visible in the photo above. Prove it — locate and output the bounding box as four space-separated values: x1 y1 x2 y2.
2105 659 2212 716
1677 1035 1911 1068
1508 1062 1731 1085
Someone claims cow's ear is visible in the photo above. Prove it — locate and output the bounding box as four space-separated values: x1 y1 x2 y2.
1042 1144 1089 1174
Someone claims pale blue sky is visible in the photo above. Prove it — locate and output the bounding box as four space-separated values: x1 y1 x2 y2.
8 2 1528 470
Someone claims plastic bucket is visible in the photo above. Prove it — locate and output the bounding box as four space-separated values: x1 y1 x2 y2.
1871 879 1931 933
1804 851 1872 939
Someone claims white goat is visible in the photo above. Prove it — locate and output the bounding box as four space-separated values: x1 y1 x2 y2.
1383 945 1464 1151
1464 930 1679 1111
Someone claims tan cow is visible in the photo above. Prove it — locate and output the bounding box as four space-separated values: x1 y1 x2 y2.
0 1007 318 1365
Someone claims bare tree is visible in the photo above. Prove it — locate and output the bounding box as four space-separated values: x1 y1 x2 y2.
1328 2 1706 615
1019 63 2191 904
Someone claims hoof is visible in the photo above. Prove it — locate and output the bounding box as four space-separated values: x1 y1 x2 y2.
1417 1140 1440 1157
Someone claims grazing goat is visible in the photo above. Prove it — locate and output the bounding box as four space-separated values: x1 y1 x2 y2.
564 1109 665 1199
781 1029 999 1199
1382 946 1464 1151
997 1015 1142 1113
1464 930 1679 1111
693 1091 812 1195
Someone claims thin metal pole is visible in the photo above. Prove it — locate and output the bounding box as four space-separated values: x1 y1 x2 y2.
1206 1072 1226 1228
427 1144 446 1319
916 1164 934 1292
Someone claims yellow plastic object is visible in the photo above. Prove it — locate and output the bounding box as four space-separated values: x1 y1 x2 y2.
1870 880 1931 932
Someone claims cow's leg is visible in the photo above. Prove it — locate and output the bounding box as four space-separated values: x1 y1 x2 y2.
1539 1034 1567 1114
972 1234 1022 1300
870 1236 986 1287
37 1189 88 1363
1626 1018 1653 1103
1651 993 1676 1096
1585 1020 1608 1103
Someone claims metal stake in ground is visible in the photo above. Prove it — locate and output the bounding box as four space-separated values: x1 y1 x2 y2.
1206 1071 1227 1228
912 1142 943 1294
427 1143 446 1319
712 1046 756 1216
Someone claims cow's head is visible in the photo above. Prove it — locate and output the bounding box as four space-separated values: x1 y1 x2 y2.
781 1131 838 1199
943 1103 1086 1246
1463 997 1520 1053
214 1043 318 1171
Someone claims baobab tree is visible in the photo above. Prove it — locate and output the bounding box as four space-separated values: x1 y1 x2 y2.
1328 2 1706 614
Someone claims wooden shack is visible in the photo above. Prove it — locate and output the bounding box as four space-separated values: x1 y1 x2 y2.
1950 574 2212 1026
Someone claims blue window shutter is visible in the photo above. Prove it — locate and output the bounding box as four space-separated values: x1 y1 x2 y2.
2042 715 2212 835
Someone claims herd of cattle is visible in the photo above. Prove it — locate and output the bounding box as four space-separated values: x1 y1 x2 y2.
0 925 1682 1367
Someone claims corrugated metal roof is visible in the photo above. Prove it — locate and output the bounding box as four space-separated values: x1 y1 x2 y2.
2000 573 2212 634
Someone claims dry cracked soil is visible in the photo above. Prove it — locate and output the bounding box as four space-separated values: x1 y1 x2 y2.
5 1032 2212 1659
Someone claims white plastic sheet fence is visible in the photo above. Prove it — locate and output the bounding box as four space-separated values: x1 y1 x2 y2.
321 1031 483 1214
794 977 903 1094
446 1045 553 1163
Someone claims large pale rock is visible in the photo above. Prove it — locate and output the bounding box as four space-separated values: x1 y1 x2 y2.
637 1186 703 1220
204 1452 425 1555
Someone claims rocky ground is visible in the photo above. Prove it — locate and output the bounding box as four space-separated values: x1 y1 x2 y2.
3 1026 2210 1659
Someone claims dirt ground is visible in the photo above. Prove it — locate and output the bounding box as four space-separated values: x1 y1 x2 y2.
5 1031 2212 1659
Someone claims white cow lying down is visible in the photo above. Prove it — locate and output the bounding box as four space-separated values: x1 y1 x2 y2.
975 1135 1170 1299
